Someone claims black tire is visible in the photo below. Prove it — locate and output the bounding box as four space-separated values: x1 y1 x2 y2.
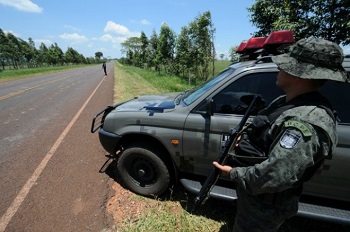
117 144 171 196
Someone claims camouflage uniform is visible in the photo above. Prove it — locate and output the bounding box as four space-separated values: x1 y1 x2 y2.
228 38 348 232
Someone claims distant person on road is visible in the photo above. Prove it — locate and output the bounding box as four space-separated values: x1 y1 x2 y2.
102 62 107 75
213 38 348 232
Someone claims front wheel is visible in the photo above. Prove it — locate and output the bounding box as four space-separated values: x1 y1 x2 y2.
117 145 171 197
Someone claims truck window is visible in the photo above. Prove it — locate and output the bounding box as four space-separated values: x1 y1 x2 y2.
211 72 283 115
320 79 350 124
183 68 235 105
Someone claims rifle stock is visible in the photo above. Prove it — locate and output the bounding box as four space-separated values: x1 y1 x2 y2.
193 95 259 209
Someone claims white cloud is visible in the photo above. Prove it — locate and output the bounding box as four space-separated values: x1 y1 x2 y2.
3 30 20 37
104 21 140 37
141 19 150 25
100 34 126 43
64 25 81 32
130 19 151 26
59 33 88 44
0 0 43 13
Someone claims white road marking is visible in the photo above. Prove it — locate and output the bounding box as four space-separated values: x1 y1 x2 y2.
0 76 107 232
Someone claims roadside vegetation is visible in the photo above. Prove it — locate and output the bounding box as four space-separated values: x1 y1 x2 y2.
113 59 231 103
0 64 92 83
0 28 105 71
111 61 350 232
119 1 350 87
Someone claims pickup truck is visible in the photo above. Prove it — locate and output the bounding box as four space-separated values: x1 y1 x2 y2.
91 30 350 224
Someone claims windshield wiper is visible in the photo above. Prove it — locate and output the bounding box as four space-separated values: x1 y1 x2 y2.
175 90 190 105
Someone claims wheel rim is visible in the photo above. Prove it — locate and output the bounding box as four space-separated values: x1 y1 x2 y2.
129 156 157 184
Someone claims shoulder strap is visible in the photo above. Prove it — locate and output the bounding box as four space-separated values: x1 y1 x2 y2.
264 91 336 124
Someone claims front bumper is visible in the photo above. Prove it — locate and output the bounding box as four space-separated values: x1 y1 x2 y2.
98 129 122 154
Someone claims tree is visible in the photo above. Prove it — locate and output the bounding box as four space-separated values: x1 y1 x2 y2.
229 45 240 62
0 29 7 69
156 23 176 73
0 27 92 70
188 11 216 80
248 0 350 45
117 11 216 80
26 37 38 68
140 31 149 67
37 42 49 66
47 43 64 66
95 52 103 60
176 26 192 77
121 37 143 66
148 30 158 70
65 47 82 64
6 32 22 69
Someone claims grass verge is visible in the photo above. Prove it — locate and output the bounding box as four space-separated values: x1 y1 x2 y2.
0 64 93 82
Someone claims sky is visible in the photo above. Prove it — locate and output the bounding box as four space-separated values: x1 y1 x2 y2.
1 0 349 59
0 0 258 59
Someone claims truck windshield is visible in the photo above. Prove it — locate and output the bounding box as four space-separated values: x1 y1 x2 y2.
183 68 235 105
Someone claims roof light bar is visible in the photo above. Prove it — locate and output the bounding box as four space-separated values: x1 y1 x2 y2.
264 30 294 46
245 37 266 50
236 37 266 54
236 41 247 53
235 30 295 60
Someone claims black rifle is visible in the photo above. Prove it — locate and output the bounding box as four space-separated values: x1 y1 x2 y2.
193 94 260 209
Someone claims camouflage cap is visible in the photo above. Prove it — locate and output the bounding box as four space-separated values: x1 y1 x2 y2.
272 37 348 82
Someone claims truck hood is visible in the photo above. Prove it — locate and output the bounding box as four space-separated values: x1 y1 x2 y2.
114 93 180 113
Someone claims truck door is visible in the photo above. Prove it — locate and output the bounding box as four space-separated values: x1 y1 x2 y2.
182 71 281 176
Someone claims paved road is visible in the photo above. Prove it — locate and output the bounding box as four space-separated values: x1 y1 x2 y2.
0 63 115 231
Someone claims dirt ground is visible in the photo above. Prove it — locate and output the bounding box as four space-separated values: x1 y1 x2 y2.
104 166 350 232
106 183 157 226
103 158 192 228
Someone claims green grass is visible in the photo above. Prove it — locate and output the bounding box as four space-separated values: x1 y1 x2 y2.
0 64 93 82
214 60 232 74
118 65 199 92
114 62 202 103
113 60 231 103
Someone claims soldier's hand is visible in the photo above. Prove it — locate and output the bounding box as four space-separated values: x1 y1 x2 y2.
213 161 233 176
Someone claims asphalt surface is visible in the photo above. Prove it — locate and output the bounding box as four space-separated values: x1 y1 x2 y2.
0 63 115 231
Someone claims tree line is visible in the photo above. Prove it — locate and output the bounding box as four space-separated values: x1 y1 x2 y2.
248 0 350 45
119 1 350 83
2 0 348 79
227 0 350 59
119 11 216 82
0 28 104 70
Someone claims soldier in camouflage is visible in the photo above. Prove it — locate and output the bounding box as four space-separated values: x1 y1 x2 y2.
213 38 349 232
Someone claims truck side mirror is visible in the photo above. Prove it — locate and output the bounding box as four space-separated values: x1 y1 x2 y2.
206 98 215 116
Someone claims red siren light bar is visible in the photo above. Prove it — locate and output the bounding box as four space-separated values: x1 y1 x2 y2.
264 30 295 46
236 37 266 54
236 41 247 53
245 37 266 50
236 30 295 57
